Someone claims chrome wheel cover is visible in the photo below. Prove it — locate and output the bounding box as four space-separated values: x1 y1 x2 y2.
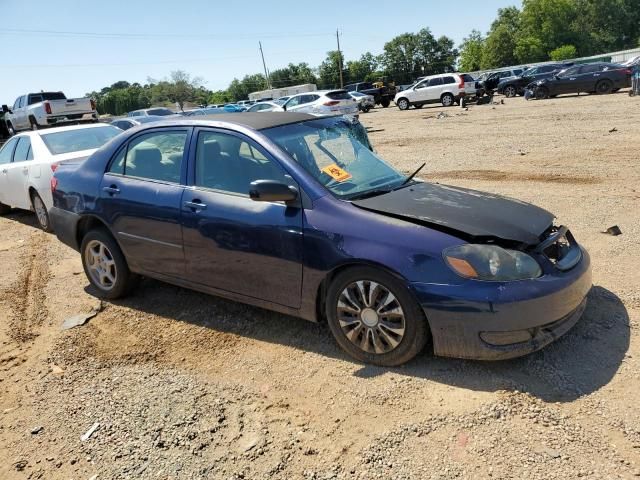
442 95 453 106
337 280 406 354
33 195 48 229
85 240 117 290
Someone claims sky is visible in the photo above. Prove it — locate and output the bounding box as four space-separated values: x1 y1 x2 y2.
0 0 520 103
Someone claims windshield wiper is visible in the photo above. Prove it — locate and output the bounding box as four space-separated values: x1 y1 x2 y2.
401 162 426 186
348 188 395 200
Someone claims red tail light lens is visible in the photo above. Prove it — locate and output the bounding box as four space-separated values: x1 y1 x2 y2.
458 77 465 89
323 101 340 106
44 101 52 114
50 163 59 192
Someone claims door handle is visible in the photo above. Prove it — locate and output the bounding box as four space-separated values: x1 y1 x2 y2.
1 169 7 174
23 167 29 174
184 200 207 212
103 185 120 195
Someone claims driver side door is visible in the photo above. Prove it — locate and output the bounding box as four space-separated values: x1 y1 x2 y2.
181 128 303 308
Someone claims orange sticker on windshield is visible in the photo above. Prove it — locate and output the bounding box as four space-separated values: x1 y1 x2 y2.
322 164 352 182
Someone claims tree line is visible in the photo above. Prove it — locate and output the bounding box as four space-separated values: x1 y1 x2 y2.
88 0 640 115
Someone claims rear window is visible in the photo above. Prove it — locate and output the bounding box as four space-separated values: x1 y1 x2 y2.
41 92 67 101
40 125 121 155
461 74 475 82
147 108 174 116
326 91 352 100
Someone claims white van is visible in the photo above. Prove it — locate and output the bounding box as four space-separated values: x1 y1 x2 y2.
394 73 477 110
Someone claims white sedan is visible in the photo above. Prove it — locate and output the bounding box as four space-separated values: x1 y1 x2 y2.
0 123 121 231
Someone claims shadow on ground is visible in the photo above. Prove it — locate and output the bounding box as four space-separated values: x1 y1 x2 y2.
96 278 629 403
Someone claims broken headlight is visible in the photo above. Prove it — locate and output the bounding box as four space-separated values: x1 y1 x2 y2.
444 244 542 281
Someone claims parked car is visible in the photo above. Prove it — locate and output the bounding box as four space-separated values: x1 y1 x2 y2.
349 92 375 113
223 104 246 112
275 90 358 116
2 92 98 135
497 63 570 97
50 112 591 366
394 73 476 110
344 81 395 108
247 101 280 113
275 96 290 105
127 108 175 117
532 62 632 99
0 123 121 230
476 68 527 95
181 108 225 117
110 115 180 130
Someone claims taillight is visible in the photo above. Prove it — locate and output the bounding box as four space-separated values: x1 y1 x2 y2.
50 163 59 192
50 163 59 173
44 101 52 114
624 69 632 75
458 77 465 89
90 99 96 110
323 101 340 106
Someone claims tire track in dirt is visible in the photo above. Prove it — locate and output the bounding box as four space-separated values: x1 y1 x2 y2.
2 232 51 343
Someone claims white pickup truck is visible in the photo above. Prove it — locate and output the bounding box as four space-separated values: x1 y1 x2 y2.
2 91 98 135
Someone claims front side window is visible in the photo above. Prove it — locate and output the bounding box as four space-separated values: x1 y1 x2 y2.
285 96 302 108
265 117 405 200
109 131 187 183
13 137 33 162
40 125 121 155
0 137 18 164
194 131 289 195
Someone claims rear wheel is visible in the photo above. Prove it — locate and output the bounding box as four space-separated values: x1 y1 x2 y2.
441 93 455 107
31 191 52 232
414 104 423 109
504 85 517 98
596 80 613 94
325 266 429 366
380 98 391 108
0 203 11 215
29 117 39 130
81 229 138 299
396 98 410 111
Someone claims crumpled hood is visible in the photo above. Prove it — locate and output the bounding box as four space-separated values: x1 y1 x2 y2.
353 182 555 246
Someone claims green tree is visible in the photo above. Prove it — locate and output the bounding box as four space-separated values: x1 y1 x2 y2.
458 30 485 72
317 50 344 89
227 74 267 101
346 52 379 83
269 63 317 88
481 6 521 68
550 44 577 60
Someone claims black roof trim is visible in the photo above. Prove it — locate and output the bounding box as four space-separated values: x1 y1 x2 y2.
171 112 318 130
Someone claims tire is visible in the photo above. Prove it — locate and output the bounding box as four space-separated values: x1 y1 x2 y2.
504 85 517 98
535 86 549 100
380 98 391 108
325 266 429 366
29 117 39 131
362 106 371 113
596 80 613 95
413 104 423 109
30 191 52 232
6 122 15 136
396 98 410 111
0 203 11 215
441 93 455 107
80 228 138 299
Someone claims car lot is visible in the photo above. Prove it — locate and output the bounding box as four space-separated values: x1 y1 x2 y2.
0 92 639 479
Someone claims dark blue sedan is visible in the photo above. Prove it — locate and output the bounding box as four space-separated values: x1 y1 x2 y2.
50 113 591 366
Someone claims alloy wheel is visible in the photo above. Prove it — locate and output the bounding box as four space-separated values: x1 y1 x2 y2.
336 280 406 354
32 195 48 229
85 240 117 290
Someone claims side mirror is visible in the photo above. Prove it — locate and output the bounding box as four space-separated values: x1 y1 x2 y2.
249 180 298 204
1 105 10 114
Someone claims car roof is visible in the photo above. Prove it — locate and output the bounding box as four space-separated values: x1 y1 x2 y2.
15 123 116 137
152 112 318 130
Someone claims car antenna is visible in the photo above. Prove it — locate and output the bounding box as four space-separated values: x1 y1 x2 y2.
401 162 426 186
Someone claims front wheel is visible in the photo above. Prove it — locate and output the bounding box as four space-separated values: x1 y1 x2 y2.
504 85 517 98
414 104 423 109
396 98 410 111
6 122 16 136
535 86 550 100
380 98 391 108
441 93 454 107
31 191 52 232
81 229 138 299
326 267 429 366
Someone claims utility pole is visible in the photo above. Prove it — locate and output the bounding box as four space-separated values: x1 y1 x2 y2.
336 29 344 88
259 41 271 90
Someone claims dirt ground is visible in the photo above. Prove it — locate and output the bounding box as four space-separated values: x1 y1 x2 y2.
1 92 639 480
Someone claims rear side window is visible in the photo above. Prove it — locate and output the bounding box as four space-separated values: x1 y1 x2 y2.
28 95 43 105
109 131 187 184
0 137 18 164
41 125 121 155
580 64 602 74
13 137 33 162
326 91 351 100
442 76 456 84
460 74 475 82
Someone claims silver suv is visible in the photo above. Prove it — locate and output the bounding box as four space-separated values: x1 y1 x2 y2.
276 90 358 116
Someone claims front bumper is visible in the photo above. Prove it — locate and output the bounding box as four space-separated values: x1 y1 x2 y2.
412 248 592 360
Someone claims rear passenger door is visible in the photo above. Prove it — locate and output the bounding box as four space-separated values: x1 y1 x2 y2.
99 128 190 277
0 137 19 206
425 77 444 101
5 136 34 210
577 64 603 92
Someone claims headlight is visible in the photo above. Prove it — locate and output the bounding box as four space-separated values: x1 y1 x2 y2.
444 244 542 281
